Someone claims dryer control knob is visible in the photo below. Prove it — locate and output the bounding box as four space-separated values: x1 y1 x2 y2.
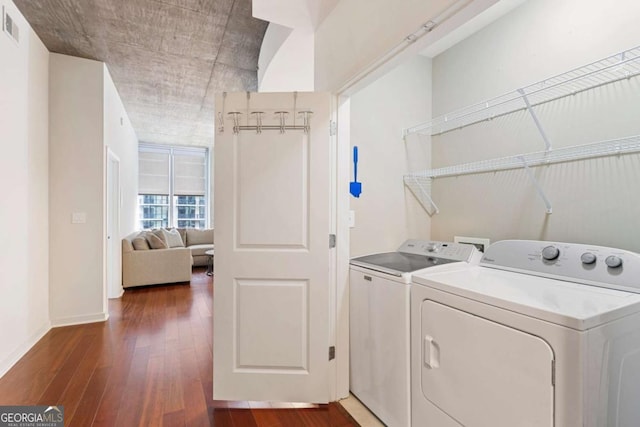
581 252 597 265
605 255 623 269
541 245 560 261
425 243 438 252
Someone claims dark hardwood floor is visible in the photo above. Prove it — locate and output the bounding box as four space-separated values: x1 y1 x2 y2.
0 268 358 426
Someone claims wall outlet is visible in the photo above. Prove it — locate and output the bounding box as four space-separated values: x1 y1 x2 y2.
454 236 490 252
71 212 87 224
349 210 355 228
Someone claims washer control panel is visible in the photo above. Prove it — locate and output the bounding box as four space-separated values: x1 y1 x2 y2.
481 240 640 293
399 239 479 262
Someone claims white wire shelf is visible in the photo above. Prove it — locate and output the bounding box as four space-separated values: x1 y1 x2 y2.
406 135 640 179
405 45 640 137
404 135 640 215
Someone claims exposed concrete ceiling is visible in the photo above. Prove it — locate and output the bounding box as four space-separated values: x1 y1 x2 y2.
15 0 268 146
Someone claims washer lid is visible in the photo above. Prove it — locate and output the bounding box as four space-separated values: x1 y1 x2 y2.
413 266 640 330
350 252 457 276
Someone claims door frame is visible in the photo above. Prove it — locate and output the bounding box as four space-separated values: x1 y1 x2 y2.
332 95 351 400
105 147 122 302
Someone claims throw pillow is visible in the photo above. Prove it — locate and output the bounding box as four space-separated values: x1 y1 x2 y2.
175 228 187 246
153 228 167 244
163 228 185 248
146 232 168 249
132 232 150 250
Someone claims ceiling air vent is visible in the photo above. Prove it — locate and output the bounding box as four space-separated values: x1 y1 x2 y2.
2 6 20 44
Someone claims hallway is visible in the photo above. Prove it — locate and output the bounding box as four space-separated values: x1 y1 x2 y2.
0 269 357 426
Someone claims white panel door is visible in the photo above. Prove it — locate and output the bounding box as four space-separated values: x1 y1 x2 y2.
213 92 333 403
421 300 554 427
106 148 121 300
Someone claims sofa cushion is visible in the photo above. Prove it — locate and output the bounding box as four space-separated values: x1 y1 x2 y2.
162 228 185 248
189 243 214 257
132 232 151 250
175 228 187 246
146 232 168 249
186 228 214 246
153 228 167 244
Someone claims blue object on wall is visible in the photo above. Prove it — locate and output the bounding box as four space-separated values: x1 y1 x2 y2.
350 146 362 198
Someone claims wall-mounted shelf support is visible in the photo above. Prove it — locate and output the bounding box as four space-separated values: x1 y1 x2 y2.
517 89 552 151
404 175 439 216
518 156 552 214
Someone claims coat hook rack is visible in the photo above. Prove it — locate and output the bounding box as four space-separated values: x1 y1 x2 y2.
250 111 264 134
217 92 227 133
223 110 313 134
275 111 288 133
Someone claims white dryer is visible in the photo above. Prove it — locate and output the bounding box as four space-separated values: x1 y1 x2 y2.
411 240 640 427
350 240 480 427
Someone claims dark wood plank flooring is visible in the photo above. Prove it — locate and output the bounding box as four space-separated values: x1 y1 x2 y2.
0 268 358 426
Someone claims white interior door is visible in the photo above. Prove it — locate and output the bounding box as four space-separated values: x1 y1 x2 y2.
106 149 122 299
213 92 334 403
421 300 554 427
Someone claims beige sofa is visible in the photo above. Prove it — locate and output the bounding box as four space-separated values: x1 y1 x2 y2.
122 228 214 288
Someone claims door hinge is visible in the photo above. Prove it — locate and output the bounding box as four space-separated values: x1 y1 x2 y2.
551 360 555 386
329 234 336 248
329 120 337 136
329 346 336 361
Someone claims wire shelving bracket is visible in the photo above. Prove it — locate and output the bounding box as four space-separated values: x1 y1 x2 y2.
404 175 439 216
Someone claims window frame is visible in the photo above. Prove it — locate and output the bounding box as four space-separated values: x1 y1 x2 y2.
138 144 210 230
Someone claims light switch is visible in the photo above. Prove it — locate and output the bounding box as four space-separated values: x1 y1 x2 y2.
349 210 355 228
71 212 87 224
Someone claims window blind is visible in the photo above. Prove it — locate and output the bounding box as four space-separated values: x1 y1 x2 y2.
139 150 170 195
173 151 206 196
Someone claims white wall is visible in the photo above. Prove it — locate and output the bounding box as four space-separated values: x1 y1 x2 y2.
49 54 107 325
258 24 315 92
103 66 138 296
429 0 640 251
253 0 339 30
350 55 432 256
0 0 51 376
103 66 138 237
254 0 341 92
314 0 501 91
258 24 293 88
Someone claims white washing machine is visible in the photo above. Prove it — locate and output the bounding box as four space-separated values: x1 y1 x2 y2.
411 240 640 427
350 240 481 427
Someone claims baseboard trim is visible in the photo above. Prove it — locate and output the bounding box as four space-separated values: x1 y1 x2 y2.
0 322 51 379
51 312 109 328
108 287 124 299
